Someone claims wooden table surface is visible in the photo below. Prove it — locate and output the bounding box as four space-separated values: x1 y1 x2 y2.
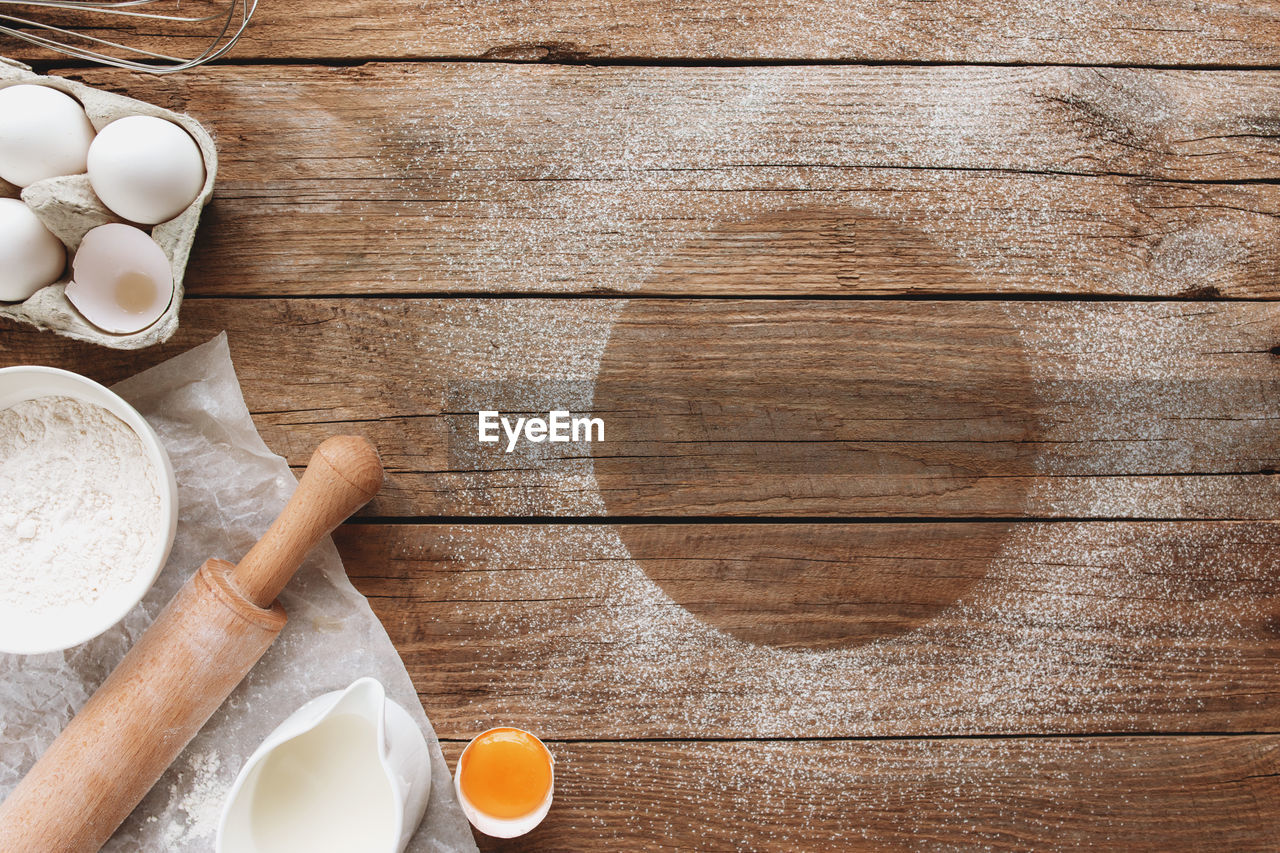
4 2 1280 849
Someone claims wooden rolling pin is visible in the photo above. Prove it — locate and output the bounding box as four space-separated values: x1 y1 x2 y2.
0 435 384 853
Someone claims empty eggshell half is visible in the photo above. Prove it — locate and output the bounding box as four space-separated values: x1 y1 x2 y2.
0 84 95 187
67 223 174 334
87 115 205 225
0 198 65 302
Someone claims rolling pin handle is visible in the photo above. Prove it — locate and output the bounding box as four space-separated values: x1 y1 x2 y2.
231 434 383 608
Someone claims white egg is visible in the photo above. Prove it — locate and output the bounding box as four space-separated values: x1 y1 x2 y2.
0 84 96 187
67 223 173 334
87 116 205 225
0 198 66 302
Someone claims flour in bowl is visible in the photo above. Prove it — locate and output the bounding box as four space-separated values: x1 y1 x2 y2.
0 395 163 612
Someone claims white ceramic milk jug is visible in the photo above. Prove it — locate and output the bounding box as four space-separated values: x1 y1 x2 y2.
217 677 432 853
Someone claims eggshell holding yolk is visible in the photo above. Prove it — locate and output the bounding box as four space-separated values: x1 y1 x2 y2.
67 223 174 334
460 729 553 819
0 198 66 302
0 84 95 187
454 727 555 838
87 115 205 225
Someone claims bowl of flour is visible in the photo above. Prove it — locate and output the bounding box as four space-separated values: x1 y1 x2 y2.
0 366 178 654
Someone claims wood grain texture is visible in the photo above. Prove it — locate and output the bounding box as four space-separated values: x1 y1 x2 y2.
336 521 1280 738
0 41 1274 849
12 1 1280 65
4 297 1276 519
45 65 1280 297
435 737 1280 852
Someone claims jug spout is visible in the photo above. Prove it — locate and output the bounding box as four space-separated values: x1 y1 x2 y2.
329 677 389 728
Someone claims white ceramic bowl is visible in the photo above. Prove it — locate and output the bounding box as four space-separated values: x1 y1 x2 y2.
0 365 178 654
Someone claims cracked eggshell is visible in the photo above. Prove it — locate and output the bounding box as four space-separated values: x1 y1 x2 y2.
454 728 555 839
0 59 217 349
68 223 174 334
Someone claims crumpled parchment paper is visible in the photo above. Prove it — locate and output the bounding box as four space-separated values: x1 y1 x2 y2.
0 333 479 853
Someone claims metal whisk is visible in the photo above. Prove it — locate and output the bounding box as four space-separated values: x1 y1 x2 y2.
0 0 256 73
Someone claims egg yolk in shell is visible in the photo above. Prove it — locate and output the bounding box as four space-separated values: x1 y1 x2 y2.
459 728 553 819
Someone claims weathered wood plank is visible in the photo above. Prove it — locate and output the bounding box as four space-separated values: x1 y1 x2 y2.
435 736 1280 851
2 298 1276 519
13 1 1280 65
53 65 1280 297
338 521 1280 738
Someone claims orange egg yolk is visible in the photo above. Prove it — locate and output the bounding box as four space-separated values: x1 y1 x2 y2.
459 729 552 820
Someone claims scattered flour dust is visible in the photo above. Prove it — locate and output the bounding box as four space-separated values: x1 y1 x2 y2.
152 749 224 848
434 522 1273 845
376 65 1268 298
577 738 1120 848
365 59 1274 842
438 521 1272 738
414 67 783 294
0 395 163 612
414 301 1275 844
436 299 619 516
441 0 1243 65
1008 301 1280 517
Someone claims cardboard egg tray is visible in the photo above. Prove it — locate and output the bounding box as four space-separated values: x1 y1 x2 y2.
0 59 216 349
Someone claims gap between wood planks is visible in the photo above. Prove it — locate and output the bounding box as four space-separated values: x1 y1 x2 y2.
435 731 1280 743
11 0 1280 69
28 56 1280 73
194 293 1280 303
336 515 1280 524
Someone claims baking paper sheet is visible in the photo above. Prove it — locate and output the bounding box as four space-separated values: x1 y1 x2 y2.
0 334 478 853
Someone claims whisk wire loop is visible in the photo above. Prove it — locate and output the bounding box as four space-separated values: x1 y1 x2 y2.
0 0 256 73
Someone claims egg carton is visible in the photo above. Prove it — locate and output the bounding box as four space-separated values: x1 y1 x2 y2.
0 58 216 349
